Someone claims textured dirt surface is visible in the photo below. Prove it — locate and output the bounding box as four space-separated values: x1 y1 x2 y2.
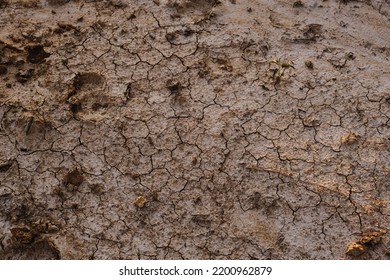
0 0 389 259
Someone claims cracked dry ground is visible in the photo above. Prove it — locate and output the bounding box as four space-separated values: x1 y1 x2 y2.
0 0 389 260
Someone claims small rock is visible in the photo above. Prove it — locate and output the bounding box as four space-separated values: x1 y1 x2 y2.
134 196 146 208
346 242 366 257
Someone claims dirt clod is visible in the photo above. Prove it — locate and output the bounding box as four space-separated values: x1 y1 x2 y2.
346 242 366 257
26 45 50 64
73 72 104 91
15 69 34 83
305 60 314 69
341 132 360 145
64 170 84 187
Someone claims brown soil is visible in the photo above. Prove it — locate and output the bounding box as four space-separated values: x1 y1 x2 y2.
0 0 389 259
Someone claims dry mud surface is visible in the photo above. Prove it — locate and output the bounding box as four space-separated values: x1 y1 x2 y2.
0 0 389 259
